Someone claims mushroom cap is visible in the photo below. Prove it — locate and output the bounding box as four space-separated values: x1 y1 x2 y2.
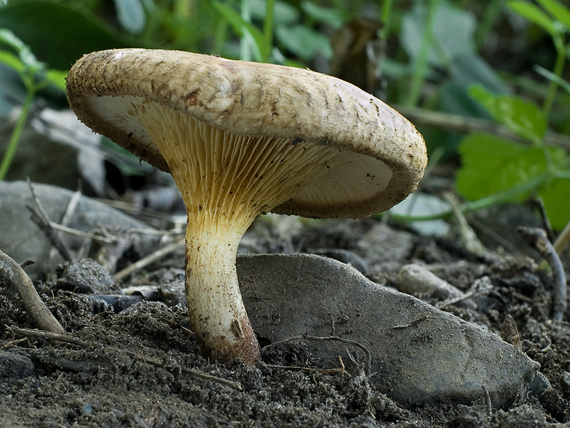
66 48 427 218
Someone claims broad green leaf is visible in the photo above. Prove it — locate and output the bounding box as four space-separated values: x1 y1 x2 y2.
468 85 546 143
0 28 26 51
213 1 268 62
450 53 509 94
0 50 23 72
113 0 145 34
490 97 546 143
301 1 346 28
45 69 67 91
508 1 557 36
539 176 570 230
456 133 565 201
0 1 131 70
0 28 43 73
536 0 570 30
275 25 332 60
467 84 497 109
401 1 476 67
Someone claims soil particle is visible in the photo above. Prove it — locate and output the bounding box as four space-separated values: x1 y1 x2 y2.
1 214 569 427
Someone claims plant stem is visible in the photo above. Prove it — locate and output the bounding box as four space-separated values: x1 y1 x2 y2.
262 0 275 62
405 0 439 107
379 0 394 41
386 172 549 223
474 0 504 50
0 88 35 180
240 0 252 61
543 45 566 119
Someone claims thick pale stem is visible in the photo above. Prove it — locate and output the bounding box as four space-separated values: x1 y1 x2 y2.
130 101 348 364
184 221 259 364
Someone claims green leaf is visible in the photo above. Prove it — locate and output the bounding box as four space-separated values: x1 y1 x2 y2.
467 84 497 109
508 1 557 36
450 53 509 93
250 0 299 26
491 97 546 143
536 0 570 30
401 1 476 67
113 0 145 34
0 49 23 72
44 69 67 91
212 1 268 62
0 28 43 74
455 133 564 201
0 28 26 51
539 176 570 230
468 85 546 143
0 1 131 70
301 1 346 28
275 24 332 60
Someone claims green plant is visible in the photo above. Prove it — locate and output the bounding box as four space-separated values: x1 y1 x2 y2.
509 0 570 118
455 0 570 231
0 29 66 180
212 0 343 65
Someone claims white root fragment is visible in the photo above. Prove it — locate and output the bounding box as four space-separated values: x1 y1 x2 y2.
397 264 476 308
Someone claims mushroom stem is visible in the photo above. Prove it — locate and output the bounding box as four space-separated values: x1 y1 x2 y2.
184 223 260 364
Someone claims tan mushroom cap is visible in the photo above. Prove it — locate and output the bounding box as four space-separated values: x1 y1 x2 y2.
66 48 427 218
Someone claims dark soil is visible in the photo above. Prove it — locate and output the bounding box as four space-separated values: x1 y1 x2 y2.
1 211 569 428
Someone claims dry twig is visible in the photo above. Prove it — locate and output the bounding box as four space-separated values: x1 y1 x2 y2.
26 179 74 262
554 219 570 255
397 105 570 151
0 255 65 334
113 238 185 281
263 335 372 376
518 227 567 321
49 183 83 262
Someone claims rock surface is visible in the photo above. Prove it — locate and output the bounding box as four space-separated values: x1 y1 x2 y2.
0 108 106 194
238 253 541 406
0 181 160 278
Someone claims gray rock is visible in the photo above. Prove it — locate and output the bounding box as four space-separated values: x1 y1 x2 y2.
0 181 160 278
55 259 116 294
0 350 35 380
1 108 106 195
356 223 414 265
238 254 539 406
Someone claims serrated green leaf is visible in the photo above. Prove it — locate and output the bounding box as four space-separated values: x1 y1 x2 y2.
456 133 564 201
0 49 23 72
536 0 570 30
539 177 570 230
468 84 546 143
491 97 546 143
508 1 557 36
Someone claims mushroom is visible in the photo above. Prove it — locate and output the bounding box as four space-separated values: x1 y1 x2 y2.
65 49 427 365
